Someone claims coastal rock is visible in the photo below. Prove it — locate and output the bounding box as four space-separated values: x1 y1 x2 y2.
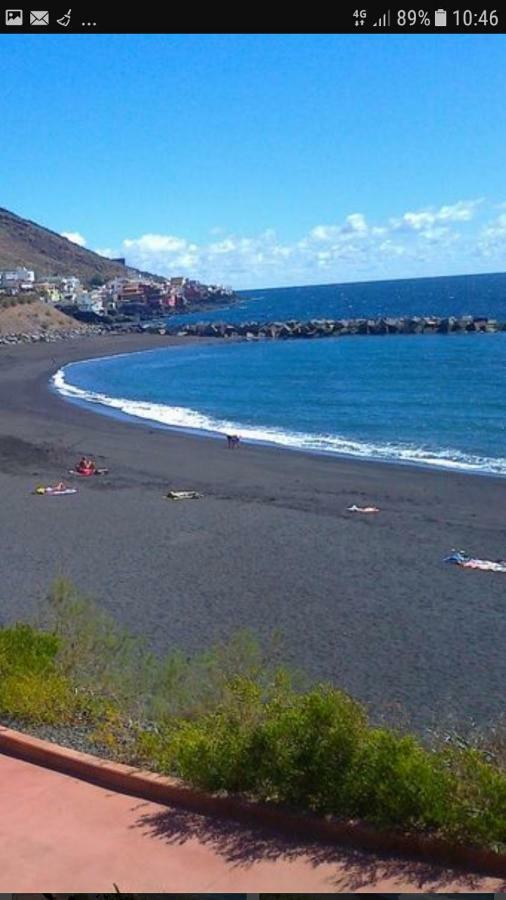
153 315 505 344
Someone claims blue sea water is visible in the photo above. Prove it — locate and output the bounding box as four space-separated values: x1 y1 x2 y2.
167 271 506 327
55 273 506 475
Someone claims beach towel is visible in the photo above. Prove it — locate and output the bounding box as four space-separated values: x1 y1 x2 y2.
347 504 380 513
444 551 506 573
34 486 77 496
166 490 202 501
69 468 108 477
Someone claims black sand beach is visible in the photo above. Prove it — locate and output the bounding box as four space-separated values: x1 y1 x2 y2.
0 335 504 733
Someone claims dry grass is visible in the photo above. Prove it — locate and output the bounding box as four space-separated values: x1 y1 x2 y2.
0 300 86 336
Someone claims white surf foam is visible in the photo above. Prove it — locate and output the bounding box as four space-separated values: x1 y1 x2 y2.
52 367 506 476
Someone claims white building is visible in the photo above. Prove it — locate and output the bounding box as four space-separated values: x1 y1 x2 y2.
0 267 35 286
77 292 104 314
61 276 81 292
60 276 82 304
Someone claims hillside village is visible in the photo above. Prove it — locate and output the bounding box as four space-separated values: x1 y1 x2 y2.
0 265 237 322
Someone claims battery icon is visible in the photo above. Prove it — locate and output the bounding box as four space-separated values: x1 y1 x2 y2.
434 9 447 25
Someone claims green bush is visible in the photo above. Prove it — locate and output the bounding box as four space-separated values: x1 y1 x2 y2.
339 727 451 829
38 577 158 718
0 623 60 677
246 684 367 808
136 688 506 849
0 621 106 725
1 579 506 851
152 627 291 723
150 676 272 792
0 671 80 724
137 684 448 824
443 747 506 848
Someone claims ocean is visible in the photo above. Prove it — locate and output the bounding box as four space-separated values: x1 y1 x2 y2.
54 272 506 476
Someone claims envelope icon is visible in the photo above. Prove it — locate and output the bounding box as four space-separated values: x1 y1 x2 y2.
30 10 49 25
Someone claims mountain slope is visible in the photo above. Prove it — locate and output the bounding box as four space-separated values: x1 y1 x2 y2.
0 299 87 336
0 207 156 285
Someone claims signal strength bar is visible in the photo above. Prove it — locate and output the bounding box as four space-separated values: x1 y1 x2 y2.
372 9 391 26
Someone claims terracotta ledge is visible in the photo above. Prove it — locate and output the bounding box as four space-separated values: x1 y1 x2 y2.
1 724 505 878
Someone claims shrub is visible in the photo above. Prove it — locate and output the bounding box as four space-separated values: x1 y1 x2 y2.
443 747 506 849
151 627 291 723
0 622 107 725
91 706 136 759
0 623 59 677
39 577 158 718
163 676 269 792
429 716 506 773
2 580 506 851
339 727 452 829
137 680 367 806
0 672 80 724
248 684 367 808
0 293 38 309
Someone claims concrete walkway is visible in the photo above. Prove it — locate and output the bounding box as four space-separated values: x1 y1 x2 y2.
1 754 504 893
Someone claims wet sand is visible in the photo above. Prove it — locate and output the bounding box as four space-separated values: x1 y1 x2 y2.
0 334 504 733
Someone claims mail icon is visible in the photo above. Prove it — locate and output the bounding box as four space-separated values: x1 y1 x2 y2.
30 10 49 25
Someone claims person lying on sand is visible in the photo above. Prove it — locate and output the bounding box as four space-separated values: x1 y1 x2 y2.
35 481 68 494
77 457 96 473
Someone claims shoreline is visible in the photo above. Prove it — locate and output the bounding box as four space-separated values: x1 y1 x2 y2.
53 336 506 480
0 333 505 734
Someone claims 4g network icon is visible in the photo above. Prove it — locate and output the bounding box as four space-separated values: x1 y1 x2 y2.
353 9 368 26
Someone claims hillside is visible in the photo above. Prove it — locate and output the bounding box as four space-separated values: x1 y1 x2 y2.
0 299 87 336
0 207 157 286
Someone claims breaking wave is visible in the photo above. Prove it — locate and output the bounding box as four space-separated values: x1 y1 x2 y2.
52 366 506 476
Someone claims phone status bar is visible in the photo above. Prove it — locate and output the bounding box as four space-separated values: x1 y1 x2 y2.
0 8 503 32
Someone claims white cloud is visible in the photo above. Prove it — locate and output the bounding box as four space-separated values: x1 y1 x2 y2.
477 213 506 257
110 198 492 288
391 199 482 233
310 225 335 242
484 212 506 234
396 211 435 231
176 253 199 269
343 213 368 234
124 234 188 254
379 240 406 257
94 247 116 258
310 213 368 242
438 200 481 222
209 238 236 254
62 231 87 247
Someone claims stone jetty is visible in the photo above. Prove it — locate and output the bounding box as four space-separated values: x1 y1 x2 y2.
156 315 504 340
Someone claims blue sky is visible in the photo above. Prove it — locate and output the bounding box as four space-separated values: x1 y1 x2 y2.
1 33 505 288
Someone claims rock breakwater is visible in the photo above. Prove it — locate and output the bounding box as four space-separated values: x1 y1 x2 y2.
159 315 504 340
0 322 143 346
